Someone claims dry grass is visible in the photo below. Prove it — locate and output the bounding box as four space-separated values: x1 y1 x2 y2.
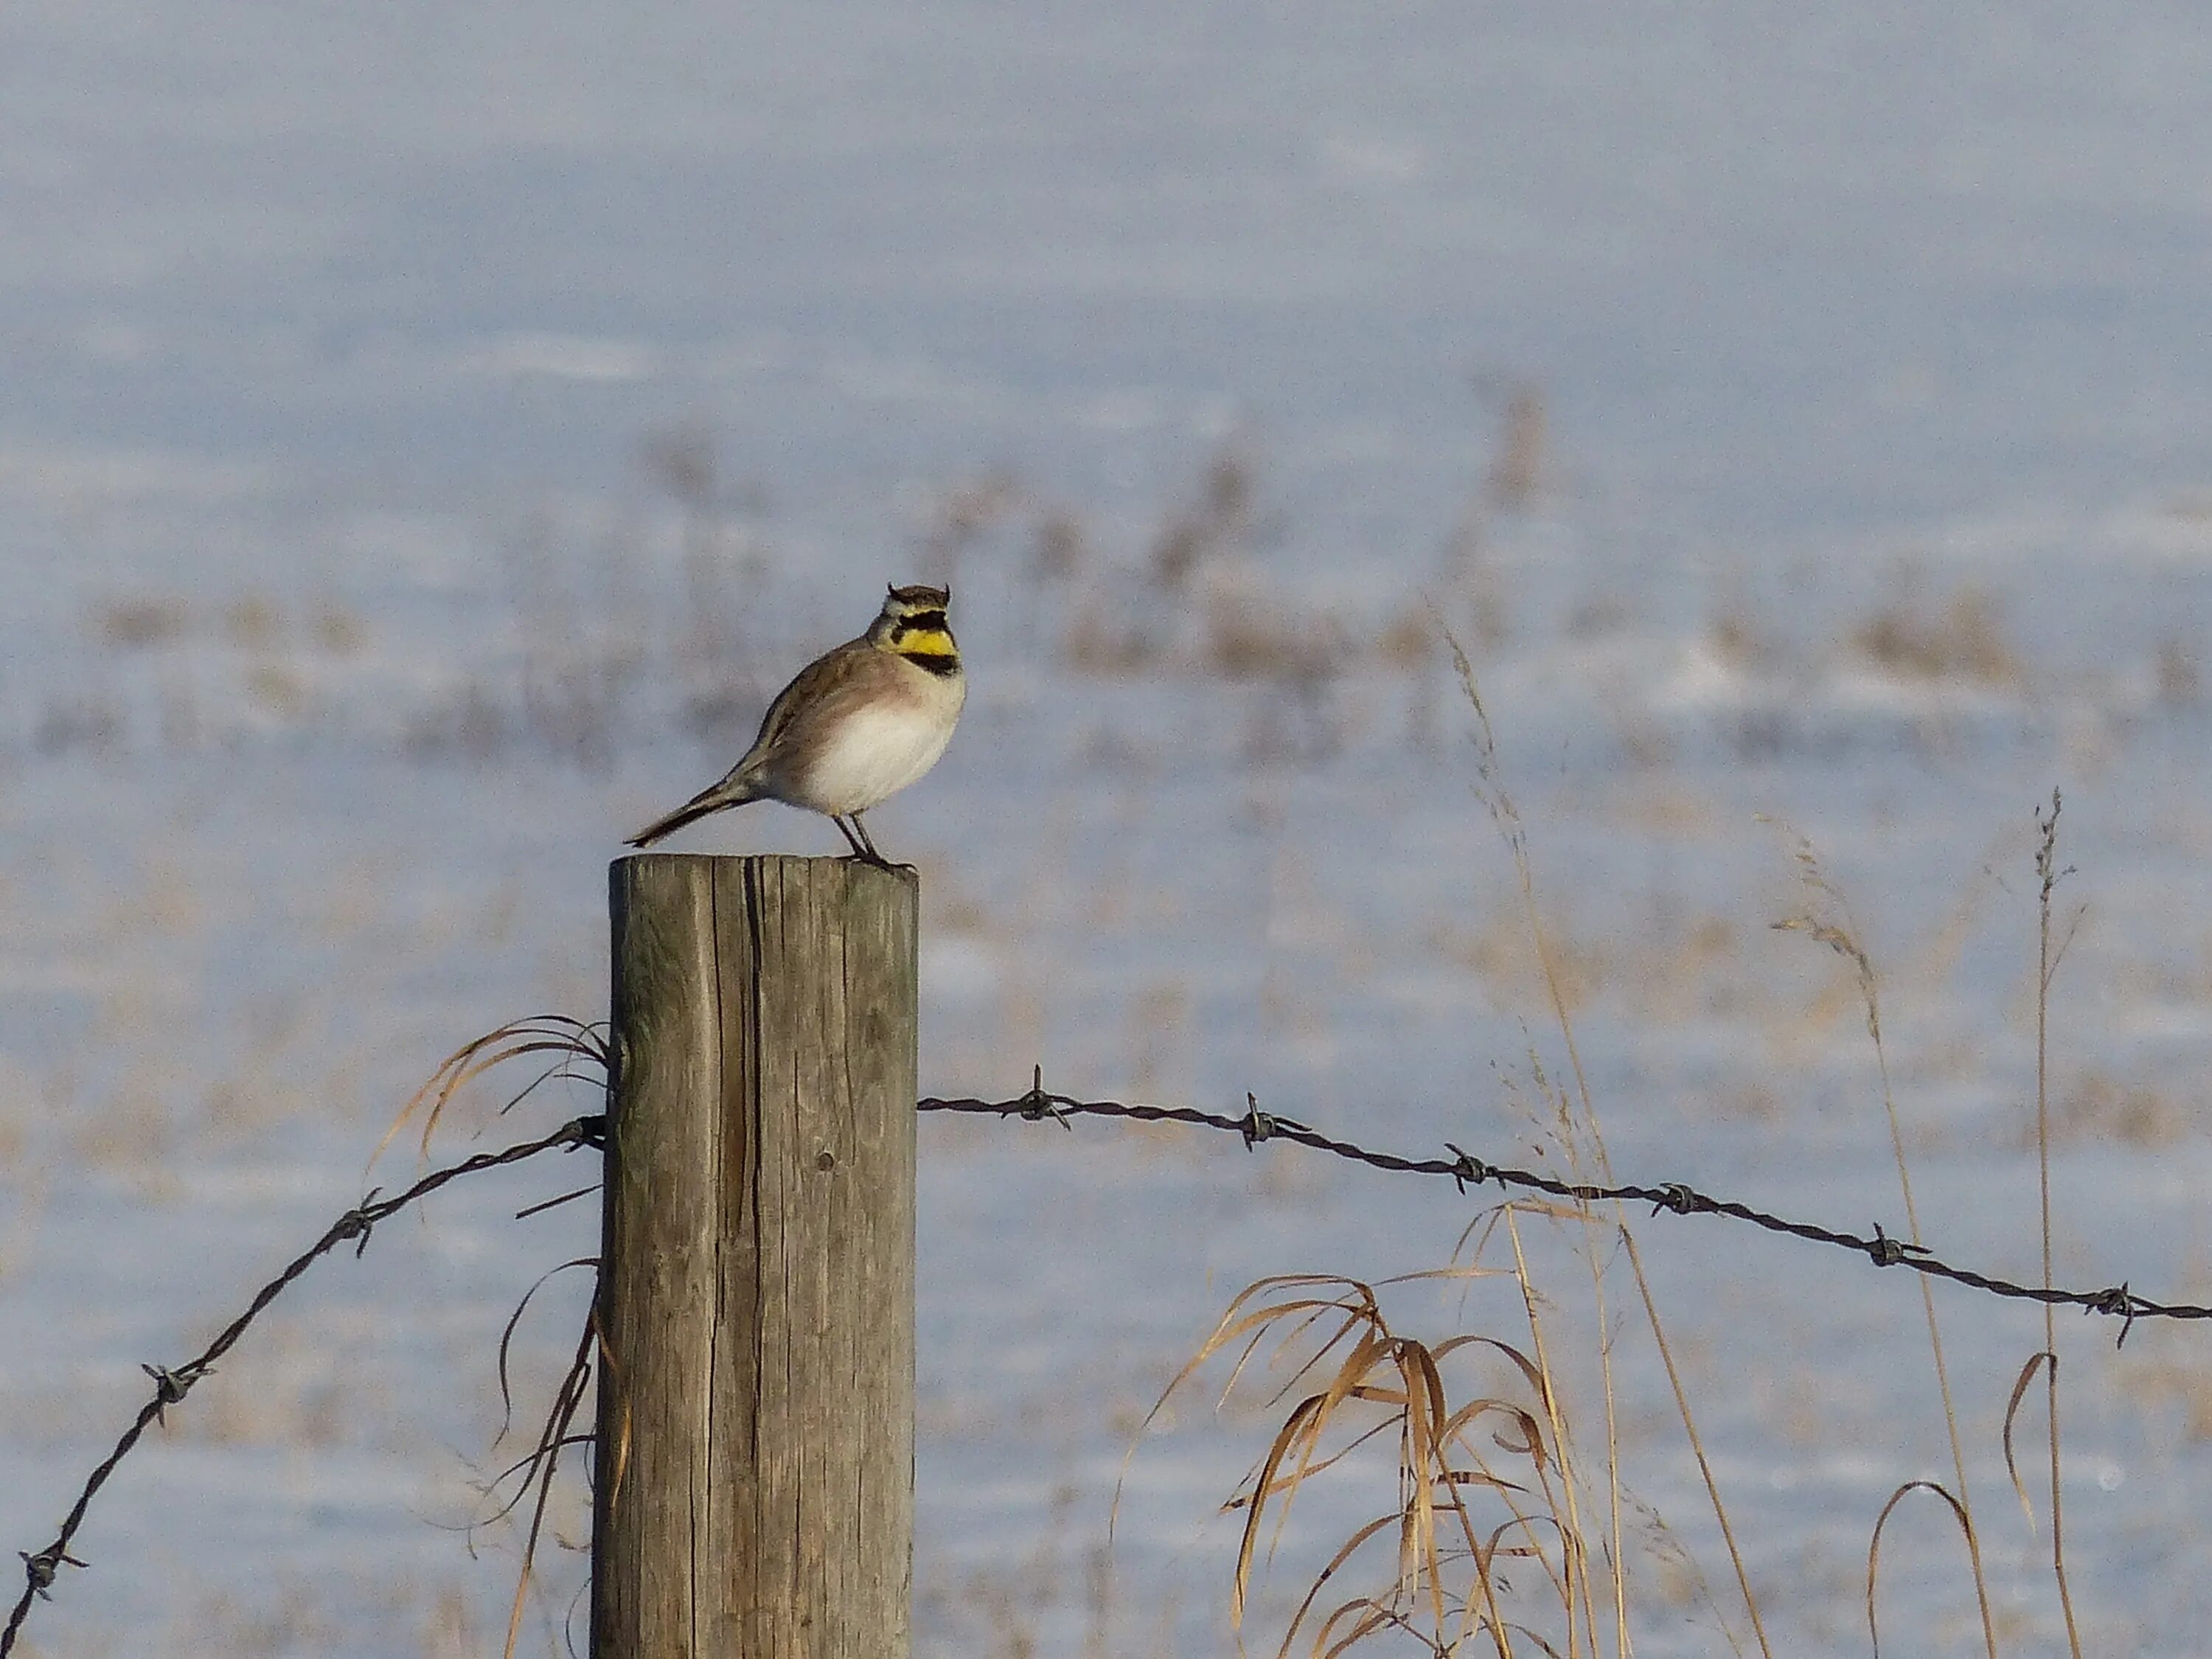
372 1015 612 1659
170 1317 370 1449
1484 385 1548 516
375 1015 610 1166
2040 1069 2197 1148
1109 637 1790 1659
1849 583 2020 686
2116 1345 2212 1443
1768 824 1997 1659
1137 1182 1790 1658
29 411 1556 782
24 420 2212 1659
88 593 190 650
420 1586 485 1659
60 587 371 759
918 1481 1124 1659
1032 437 1490 755
1421 891 1824 1032
1151 440 1259 596
1137 1254 1630 1658
1705 599 1773 674
2028 792 2086 1659
1447 627 1772 1658
1194 659 2141 1659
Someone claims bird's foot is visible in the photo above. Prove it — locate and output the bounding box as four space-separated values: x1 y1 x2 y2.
841 849 916 873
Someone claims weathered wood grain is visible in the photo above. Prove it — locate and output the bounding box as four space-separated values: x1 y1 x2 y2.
595 854 917 1659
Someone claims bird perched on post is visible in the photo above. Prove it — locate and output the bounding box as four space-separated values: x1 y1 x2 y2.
626 584 964 865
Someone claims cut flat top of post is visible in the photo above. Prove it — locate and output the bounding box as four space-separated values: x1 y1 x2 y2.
613 848 918 881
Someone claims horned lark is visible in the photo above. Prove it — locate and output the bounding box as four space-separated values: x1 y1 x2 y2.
626 584 964 864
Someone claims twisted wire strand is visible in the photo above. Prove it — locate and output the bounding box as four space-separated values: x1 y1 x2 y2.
919 1089 2185 1338
1 1115 605 1658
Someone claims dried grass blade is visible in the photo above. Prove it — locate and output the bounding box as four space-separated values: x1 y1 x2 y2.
495 1257 598 1441
1397 1340 1450 1630
1865 1479 1973 1659
1234 1393 1330 1627
2002 1350 2056 1529
503 1312 596 1659
377 1018 607 1166
1237 1411 1403 1500
1278 1512 1401 1658
1315 1599 1405 1659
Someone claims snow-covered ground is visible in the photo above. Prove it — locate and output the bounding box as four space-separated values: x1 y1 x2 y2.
7 3 2212 1654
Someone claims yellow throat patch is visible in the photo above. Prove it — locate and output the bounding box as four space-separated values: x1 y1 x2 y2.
887 613 959 664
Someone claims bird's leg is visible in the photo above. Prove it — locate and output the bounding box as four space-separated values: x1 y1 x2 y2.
849 813 913 872
830 815 871 859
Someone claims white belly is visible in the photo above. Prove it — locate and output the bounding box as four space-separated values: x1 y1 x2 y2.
790 697 959 815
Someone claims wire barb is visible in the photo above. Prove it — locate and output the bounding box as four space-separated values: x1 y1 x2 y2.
1016 1065 1073 1130
140 1363 206 1424
1866 1224 1924 1267
17 1551 82 1601
1443 1143 1489 1192
560 1113 608 1150
2089 1282 2140 1347
333 1192 381 1258
1238 1094 1304 1149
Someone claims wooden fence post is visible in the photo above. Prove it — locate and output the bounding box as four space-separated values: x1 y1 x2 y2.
593 853 917 1658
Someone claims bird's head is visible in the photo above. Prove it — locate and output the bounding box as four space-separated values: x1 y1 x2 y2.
869 583 959 667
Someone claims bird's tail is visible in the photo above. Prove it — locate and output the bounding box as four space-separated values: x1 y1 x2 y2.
625 777 759 848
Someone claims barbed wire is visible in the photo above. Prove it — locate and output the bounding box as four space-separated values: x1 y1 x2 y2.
919 1080 2194 1345
0 1113 607 1659
13 1071 2199 1650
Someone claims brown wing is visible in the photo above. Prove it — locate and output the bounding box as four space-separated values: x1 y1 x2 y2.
737 638 877 775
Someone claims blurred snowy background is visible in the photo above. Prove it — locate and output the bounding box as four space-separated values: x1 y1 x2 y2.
7 1 2212 1653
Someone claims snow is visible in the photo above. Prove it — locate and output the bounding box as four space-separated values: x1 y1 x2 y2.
8 2 2212 1655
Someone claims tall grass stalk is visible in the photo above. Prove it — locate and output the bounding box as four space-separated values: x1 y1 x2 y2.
2034 791 2084 1658
1771 830 1998 1658
1447 627 1772 1659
